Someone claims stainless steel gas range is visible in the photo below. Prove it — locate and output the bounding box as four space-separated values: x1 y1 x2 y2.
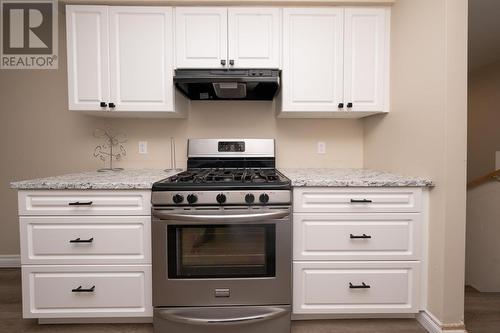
151 138 292 333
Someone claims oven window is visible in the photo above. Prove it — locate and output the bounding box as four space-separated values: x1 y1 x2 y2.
167 224 276 279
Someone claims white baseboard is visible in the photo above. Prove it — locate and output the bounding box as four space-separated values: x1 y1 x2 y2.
417 311 467 333
0 255 21 268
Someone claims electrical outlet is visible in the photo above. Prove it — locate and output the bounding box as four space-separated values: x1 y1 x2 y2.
317 142 326 154
138 141 148 154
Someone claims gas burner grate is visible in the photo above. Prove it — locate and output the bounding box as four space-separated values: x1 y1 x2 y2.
165 168 284 185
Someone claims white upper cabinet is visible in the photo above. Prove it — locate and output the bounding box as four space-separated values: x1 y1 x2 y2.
282 8 344 113
280 7 390 118
66 6 110 111
175 7 227 68
344 8 389 112
227 8 281 68
109 7 173 112
66 5 182 116
175 7 281 69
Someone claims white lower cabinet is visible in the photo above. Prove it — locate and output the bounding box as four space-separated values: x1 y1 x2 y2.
22 265 152 318
293 261 420 314
18 190 153 321
292 187 426 317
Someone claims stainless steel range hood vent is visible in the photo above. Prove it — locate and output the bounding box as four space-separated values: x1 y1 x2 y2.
174 69 280 101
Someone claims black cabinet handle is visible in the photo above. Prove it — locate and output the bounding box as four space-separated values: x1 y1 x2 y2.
350 199 372 203
71 285 95 293
68 201 93 206
69 237 94 243
220 59 226 66
100 102 107 107
338 103 344 108
108 102 116 108
349 282 370 289
350 233 372 239
229 59 234 66
347 102 353 108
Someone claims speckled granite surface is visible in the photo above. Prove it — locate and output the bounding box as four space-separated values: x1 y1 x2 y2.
280 168 434 187
10 169 181 190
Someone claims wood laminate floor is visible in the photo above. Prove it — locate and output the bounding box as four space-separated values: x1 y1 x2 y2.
5 268 494 333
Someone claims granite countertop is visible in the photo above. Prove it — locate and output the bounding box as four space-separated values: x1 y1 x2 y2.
10 168 433 190
10 169 181 190
280 168 434 187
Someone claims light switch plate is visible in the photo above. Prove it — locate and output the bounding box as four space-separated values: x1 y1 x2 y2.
317 142 326 154
139 141 148 154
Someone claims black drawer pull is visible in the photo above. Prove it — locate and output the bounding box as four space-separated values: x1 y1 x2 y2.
69 237 94 243
68 201 93 206
349 282 370 289
350 233 371 239
72 285 95 293
350 199 372 203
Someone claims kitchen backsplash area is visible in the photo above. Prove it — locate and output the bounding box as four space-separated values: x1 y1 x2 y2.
101 101 365 171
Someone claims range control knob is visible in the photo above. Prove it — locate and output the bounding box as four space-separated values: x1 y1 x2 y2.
187 194 198 204
245 193 255 204
172 194 184 204
216 193 227 204
259 193 270 204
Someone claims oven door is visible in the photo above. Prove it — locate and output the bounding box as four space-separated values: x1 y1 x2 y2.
152 207 291 307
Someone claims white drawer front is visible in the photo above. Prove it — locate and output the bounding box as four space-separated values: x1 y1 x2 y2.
293 188 422 213
18 190 151 216
294 213 421 260
293 261 420 314
20 216 151 264
22 265 152 318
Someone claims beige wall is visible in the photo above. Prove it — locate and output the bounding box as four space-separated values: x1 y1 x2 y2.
363 0 467 327
468 61 500 181
0 6 363 256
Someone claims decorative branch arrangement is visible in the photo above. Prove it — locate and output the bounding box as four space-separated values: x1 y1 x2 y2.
93 129 127 172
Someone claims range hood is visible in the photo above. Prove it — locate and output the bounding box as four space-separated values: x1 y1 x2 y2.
174 69 280 101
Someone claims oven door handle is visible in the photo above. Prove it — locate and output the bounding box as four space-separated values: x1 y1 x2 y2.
152 210 290 223
155 306 288 325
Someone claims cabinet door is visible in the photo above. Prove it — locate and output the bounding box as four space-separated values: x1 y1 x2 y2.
175 7 228 68
108 7 174 112
227 8 281 68
344 8 389 112
66 6 110 111
282 8 344 112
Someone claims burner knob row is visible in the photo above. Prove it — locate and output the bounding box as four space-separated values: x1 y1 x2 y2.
259 193 270 204
216 193 227 204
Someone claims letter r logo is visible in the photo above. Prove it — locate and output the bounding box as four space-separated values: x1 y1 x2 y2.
2 1 53 54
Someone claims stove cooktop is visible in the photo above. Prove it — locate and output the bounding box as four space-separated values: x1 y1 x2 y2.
152 168 291 191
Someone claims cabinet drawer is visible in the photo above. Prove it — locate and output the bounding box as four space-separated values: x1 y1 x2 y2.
293 213 421 260
20 216 151 264
293 187 422 213
18 190 151 216
293 261 420 314
22 265 152 318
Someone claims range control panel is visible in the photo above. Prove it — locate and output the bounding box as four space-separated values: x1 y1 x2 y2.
152 190 291 206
